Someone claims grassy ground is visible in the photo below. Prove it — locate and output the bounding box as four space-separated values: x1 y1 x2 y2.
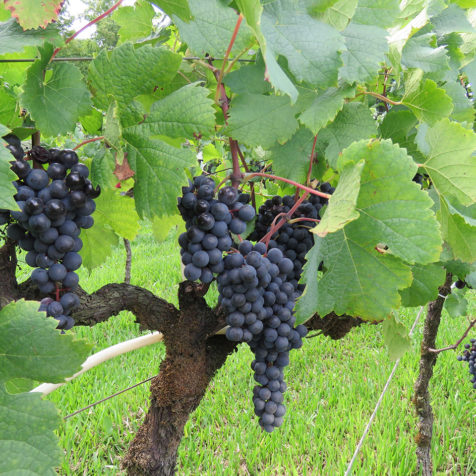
36 226 475 475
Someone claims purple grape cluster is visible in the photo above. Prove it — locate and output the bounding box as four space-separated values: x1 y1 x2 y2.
2 138 99 330
219 239 307 432
457 338 476 389
177 175 255 283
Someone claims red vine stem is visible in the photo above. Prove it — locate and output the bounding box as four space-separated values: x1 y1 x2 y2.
73 136 105 150
427 319 476 354
51 0 124 62
306 134 318 186
245 172 331 199
288 217 319 224
214 13 244 104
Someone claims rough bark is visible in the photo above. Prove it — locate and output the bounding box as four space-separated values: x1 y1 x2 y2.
122 282 234 476
124 238 132 284
413 273 453 476
0 240 18 308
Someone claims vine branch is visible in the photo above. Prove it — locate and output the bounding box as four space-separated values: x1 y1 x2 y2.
73 136 105 150
427 319 476 354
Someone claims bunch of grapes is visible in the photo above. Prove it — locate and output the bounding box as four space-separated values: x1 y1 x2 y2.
457 338 476 389
2 137 99 330
177 175 255 283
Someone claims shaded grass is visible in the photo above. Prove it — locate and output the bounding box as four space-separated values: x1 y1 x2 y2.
41 226 475 475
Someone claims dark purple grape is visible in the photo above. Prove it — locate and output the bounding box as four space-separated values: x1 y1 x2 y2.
28 214 51 233
59 150 79 168
26 169 49 190
47 162 66 180
66 172 86 191
10 160 30 179
70 163 89 178
49 180 69 198
24 197 44 215
55 235 75 253
63 252 82 271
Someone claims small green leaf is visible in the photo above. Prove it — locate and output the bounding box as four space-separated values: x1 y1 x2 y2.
143 83 215 139
352 0 401 28
147 0 192 22
4 0 63 29
21 44 92 137
80 108 103 135
0 134 20 211
444 291 468 318
382 313 412 361
420 118 476 206
312 0 358 31
80 223 119 271
225 93 299 148
399 263 446 307
223 61 272 95
313 160 364 236
113 0 155 44
402 77 453 125
299 84 355 134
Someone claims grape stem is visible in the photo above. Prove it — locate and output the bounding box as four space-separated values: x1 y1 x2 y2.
50 0 124 62
288 217 319 224
244 172 331 199
427 319 476 354
73 136 105 150
356 90 402 106
214 13 244 104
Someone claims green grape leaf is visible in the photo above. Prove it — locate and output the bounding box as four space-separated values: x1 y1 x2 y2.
0 86 21 129
420 119 476 206
0 134 20 211
402 77 453 126
382 313 412 361
270 127 316 184
21 44 91 137
88 43 181 110
313 160 364 236
315 103 377 168
298 230 412 320
401 33 450 73
438 197 476 263
225 93 299 148
113 0 155 44
442 81 475 124
0 300 91 383
93 188 140 241
399 263 446 307
80 108 103 135
261 1 344 88
0 388 60 476
336 139 442 265
0 19 60 55
339 23 389 83
173 0 253 57
299 84 355 134
80 223 119 271
90 149 116 189
141 82 215 139
352 0 401 28
104 101 122 150
4 0 62 29
223 62 272 95
5 378 35 394
151 213 185 242
444 291 468 318
263 48 299 103
124 129 195 217
312 0 358 31
146 0 192 22
431 3 474 35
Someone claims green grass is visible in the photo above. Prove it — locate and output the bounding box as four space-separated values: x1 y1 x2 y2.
40 226 475 475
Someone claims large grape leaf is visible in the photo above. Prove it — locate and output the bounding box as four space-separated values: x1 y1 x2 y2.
223 61 272 95
339 22 389 83
261 1 344 89
401 33 450 73
438 197 476 263
431 3 474 36
0 18 60 55
352 0 400 28
399 263 446 307
123 129 196 217
0 132 20 211
402 77 453 126
172 0 253 57
93 188 140 241
443 81 475 124
420 119 476 206
113 0 155 44
140 83 216 139
225 93 299 148
146 0 192 22
80 223 119 271
312 0 358 31
336 139 442 265
315 103 377 168
297 230 412 321
444 291 468 318
21 44 91 137
382 313 412 361
0 86 20 129
299 84 355 134
4 0 62 30
313 160 364 236
0 300 90 383
269 127 316 184
88 43 181 110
